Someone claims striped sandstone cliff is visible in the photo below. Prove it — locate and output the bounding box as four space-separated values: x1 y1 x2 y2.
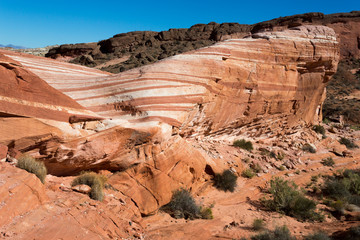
5 26 339 136
0 26 339 216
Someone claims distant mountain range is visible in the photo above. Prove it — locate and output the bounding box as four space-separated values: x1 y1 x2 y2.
0 44 27 49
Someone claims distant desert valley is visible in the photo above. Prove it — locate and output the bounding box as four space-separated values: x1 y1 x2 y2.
0 11 360 240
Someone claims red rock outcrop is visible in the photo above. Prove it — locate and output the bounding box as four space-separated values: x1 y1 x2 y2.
0 163 47 227
0 163 144 239
1 26 339 216
0 51 101 122
0 25 342 236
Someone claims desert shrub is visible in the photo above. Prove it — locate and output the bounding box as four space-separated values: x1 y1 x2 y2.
302 144 316 153
251 225 296 240
251 163 262 173
331 200 346 214
321 157 335 167
252 218 265 231
278 165 286 171
322 169 360 211
342 170 360 195
339 137 359 149
242 168 256 179
304 232 330 240
323 170 360 202
323 118 331 124
200 206 213 219
233 139 253 151
71 172 107 201
16 155 47 183
262 177 323 221
323 179 350 200
213 169 237 192
164 188 214 220
277 151 285 161
313 125 326 135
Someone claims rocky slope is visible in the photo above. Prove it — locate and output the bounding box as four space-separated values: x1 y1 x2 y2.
1 25 359 239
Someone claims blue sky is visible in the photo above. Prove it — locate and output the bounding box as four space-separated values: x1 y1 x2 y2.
0 0 358 48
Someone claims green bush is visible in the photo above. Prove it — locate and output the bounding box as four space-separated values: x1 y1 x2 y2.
262 177 323 221
313 125 326 135
252 218 265 231
71 172 107 201
164 188 214 220
242 168 256 179
213 169 237 192
16 155 47 183
304 232 330 240
251 225 296 240
302 143 316 153
322 169 360 207
321 157 335 167
339 137 359 149
233 139 253 151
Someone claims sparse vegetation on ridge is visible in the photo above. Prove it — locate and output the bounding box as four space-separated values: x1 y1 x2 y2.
213 169 237 192
71 172 107 201
16 155 47 183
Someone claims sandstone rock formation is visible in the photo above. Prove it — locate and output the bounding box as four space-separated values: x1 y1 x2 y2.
1 25 339 215
0 163 144 239
0 163 48 227
0 25 344 238
44 11 359 73
13 26 339 135
0 51 101 122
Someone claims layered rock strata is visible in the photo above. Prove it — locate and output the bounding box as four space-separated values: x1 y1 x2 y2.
0 51 102 122
6 26 338 136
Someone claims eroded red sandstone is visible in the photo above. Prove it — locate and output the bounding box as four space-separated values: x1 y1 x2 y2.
0 25 356 239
